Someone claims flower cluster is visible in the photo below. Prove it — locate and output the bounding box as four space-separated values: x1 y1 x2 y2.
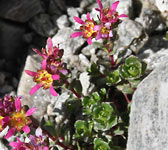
71 0 127 45
9 127 49 150
0 95 36 139
25 37 68 96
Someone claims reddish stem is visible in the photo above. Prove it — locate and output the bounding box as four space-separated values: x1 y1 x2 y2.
124 94 131 104
63 79 81 99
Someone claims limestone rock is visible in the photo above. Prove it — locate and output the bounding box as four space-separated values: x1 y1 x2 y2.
29 13 57 37
127 60 168 150
155 0 168 26
0 0 43 22
17 55 57 121
117 19 148 54
0 20 26 59
56 15 70 29
136 8 161 34
52 27 85 59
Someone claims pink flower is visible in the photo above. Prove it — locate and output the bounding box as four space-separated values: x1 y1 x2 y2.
10 128 49 150
25 63 60 96
94 22 113 40
70 13 97 45
4 97 36 139
33 38 68 76
96 0 128 23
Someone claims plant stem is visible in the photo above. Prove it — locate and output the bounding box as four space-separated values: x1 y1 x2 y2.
124 94 131 104
63 79 82 99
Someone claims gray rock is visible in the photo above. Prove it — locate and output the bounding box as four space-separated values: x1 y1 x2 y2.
17 55 57 121
79 72 90 96
29 13 57 37
139 48 168 71
52 27 85 59
56 15 70 29
117 19 148 54
138 35 168 71
0 0 43 22
116 0 133 18
0 20 26 59
0 72 5 86
127 60 168 150
155 0 168 26
0 140 8 150
49 0 66 16
135 8 161 34
67 7 79 28
47 92 70 116
0 85 13 95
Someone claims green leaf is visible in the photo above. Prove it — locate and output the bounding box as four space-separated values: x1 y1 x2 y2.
114 127 124 136
100 88 106 96
92 92 101 102
119 56 144 80
87 62 100 76
166 31 168 40
74 120 92 140
70 79 83 94
129 79 141 88
94 138 111 150
93 103 117 131
106 70 121 86
117 84 134 94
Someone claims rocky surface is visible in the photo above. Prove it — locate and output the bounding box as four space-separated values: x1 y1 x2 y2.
0 0 43 22
127 60 168 150
17 55 55 121
0 0 167 149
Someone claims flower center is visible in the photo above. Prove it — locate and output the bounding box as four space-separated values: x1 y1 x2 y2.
101 27 109 34
0 116 4 131
10 108 31 131
80 20 97 39
34 70 53 89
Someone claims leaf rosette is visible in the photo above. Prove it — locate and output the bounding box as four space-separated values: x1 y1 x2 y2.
119 56 146 80
92 103 117 131
94 138 110 150
74 120 92 140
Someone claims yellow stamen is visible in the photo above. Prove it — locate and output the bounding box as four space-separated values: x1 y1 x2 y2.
10 108 31 131
34 70 53 89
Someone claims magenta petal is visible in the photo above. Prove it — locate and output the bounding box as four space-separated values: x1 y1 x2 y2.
86 12 92 21
96 0 103 10
50 85 58 96
32 48 43 57
35 127 42 137
5 128 15 139
9 142 18 147
95 8 100 12
29 84 42 95
109 30 113 37
41 59 47 70
105 22 111 29
87 38 92 45
22 125 30 133
52 75 60 80
44 147 49 150
73 16 85 24
96 32 102 40
26 107 36 116
15 97 21 112
111 1 119 11
47 37 53 54
118 14 128 18
93 24 102 31
59 69 68 75
1 116 10 126
70 32 83 38
25 70 37 77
